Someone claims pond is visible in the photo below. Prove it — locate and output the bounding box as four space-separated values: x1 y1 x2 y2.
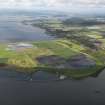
0 16 55 42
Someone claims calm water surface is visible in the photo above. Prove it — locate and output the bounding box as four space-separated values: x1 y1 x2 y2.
0 16 54 42
0 69 104 105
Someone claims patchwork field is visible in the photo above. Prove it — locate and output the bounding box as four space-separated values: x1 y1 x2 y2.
0 38 104 79
0 17 105 79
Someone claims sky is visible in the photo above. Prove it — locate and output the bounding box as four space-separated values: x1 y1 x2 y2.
0 0 105 10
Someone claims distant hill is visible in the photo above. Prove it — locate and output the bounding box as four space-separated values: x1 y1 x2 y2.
63 17 105 26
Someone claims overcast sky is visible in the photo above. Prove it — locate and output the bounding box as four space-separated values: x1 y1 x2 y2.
0 0 105 10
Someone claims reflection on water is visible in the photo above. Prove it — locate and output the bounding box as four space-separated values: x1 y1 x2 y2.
0 69 60 81
32 71 59 81
0 69 104 105
0 16 54 42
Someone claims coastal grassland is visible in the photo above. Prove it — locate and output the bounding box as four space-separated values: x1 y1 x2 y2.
84 31 103 39
0 44 16 58
33 39 105 79
38 65 104 79
33 39 105 65
32 39 78 58
19 18 105 78
0 39 104 79
7 54 37 69
62 66 104 79
7 48 53 72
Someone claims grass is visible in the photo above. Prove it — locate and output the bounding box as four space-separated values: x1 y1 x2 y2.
8 54 37 69
33 40 77 58
23 18 105 79
36 65 104 79
0 44 16 58
0 39 104 79
0 18 104 80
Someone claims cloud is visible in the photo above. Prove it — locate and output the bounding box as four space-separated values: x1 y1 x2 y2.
0 0 104 9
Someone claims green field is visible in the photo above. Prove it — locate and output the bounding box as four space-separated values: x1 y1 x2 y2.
0 38 104 79
1 18 105 79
